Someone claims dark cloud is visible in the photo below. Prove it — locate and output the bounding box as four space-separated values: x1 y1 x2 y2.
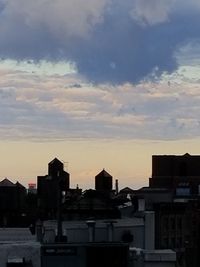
74 5 200 84
0 1 200 84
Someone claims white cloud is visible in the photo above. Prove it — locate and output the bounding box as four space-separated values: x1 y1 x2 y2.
1 0 109 39
130 0 175 26
0 64 200 141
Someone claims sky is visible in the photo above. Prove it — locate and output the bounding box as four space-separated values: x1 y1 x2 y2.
1 0 200 189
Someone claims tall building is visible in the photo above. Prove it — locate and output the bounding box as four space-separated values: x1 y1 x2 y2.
140 153 200 267
37 158 70 219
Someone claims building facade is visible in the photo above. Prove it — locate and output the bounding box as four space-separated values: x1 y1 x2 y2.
150 154 200 197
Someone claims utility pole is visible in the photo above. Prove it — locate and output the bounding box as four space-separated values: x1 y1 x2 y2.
57 171 63 242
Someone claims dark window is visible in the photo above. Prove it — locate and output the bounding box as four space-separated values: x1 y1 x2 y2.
162 237 169 248
176 187 190 196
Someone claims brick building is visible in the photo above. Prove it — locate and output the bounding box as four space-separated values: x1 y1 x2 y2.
134 153 200 267
149 153 200 197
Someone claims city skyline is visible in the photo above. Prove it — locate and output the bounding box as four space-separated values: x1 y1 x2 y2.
1 139 200 190
1 1 200 189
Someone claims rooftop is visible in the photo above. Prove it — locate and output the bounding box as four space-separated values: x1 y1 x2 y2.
48 157 63 166
95 169 112 178
0 178 15 187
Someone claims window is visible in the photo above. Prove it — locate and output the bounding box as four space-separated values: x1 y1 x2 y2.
170 237 175 248
162 237 169 248
176 187 190 196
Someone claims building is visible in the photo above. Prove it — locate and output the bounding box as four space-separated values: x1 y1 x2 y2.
43 217 144 247
149 154 200 196
154 201 200 267
134 153 200 267
37 158 70 219
63 189 120 220
0 178 27 226
42 212 176 267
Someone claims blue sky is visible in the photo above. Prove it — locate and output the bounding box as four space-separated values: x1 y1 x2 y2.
0 0 200 188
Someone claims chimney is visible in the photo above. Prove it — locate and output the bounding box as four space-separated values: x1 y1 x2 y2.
86 220 96 242
115 179 119 195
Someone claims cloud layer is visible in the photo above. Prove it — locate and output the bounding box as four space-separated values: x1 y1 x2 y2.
0 64 200 141
0 0 200 83
1 1 200 142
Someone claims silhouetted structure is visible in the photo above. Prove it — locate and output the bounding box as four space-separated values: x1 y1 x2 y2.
37 158 70 219
95 169 113 192
154 201 200 267
63 189 120 220
0 178 27 226
133 153 200 267
61 167 120 220
150 153 200 196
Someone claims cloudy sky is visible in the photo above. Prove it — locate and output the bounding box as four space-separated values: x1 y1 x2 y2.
1 0 200 189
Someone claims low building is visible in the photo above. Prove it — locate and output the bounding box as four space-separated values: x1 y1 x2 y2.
41 212 176 267
43 217 144 247
0 178 27 226
63 189 120 220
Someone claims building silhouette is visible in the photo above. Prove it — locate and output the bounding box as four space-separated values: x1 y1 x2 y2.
0 178 27 226
0 155 180 267
37 158 70 219
134 153 200 267
95 169 113 192
150 153 200 195
63 169 119 220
